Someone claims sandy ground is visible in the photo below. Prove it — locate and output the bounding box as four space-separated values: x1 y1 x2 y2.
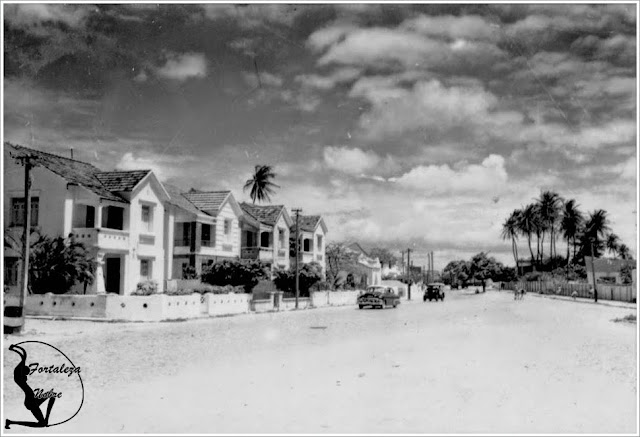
3 290 637 434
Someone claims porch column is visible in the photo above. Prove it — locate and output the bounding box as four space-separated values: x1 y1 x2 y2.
164 208 175 280
96 252 106 294
96 204 104 229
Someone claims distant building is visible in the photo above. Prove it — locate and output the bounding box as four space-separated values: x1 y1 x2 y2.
290 215 328 277
584 257 636 284
342 241 382 286
239 203 292 271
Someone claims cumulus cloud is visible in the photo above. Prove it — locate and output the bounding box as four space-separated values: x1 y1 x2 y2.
295 68 361 90
323 146 385 174
400 14 500 42
116 152 200 180
390 155 508 195
156 53 207 81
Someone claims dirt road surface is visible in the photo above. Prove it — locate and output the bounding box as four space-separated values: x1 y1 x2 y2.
3 290 637 434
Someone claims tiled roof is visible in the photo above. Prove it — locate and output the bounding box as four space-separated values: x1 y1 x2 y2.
95 170 151 192
239 202 284 226
5 143 125 202
291 215 321 233
183 191 231 214
163 183 204 216
585 257 636 274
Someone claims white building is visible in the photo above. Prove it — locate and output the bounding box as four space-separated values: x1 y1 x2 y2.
239 203 292 271
4 144 170 295
344 242 382 286
290 215 328 277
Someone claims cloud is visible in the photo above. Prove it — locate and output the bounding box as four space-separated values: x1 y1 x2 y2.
203 4 303 29
4 4 92 32
390 155 508 195
156 53 207 81
323 146 386 174
295 68 361 90
400 14 499 42
307 25 358 51
116 151 200 180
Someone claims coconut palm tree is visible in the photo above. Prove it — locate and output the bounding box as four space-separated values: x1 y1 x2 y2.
538 191 563 260
605 233 620 258
243 165 280 204
560 199 583 271
517 203 537 265
617 243 631 260
582 209 611 258
501 210 521 275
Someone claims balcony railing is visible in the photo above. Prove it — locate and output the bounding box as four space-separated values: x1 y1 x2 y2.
174 238 191 247
241 246 273 260
72 227 129 251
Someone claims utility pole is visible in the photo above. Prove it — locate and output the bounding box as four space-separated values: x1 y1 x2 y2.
590 240 598 303
292 208 302 309
401 250 405 275
5 154 34 334
407 248 412 300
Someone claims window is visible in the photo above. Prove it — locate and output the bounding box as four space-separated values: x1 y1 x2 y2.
317 235 323 251
140 259 152 279
278 229 285 248
102 206 124 230
303 238 311 252
246 231 254 247
4 258 19 286
141 205 153 232
201 224 212 247
260 232 270 248
11 197 39 227
224 219 232 236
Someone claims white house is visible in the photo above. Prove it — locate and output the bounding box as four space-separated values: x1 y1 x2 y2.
344 242 382 286
164 185 244 278
290 215 328 277
239 203 292 271
4 143 170 295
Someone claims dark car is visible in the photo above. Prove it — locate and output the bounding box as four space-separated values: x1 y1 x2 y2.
358 286 401 309
423 283 446 302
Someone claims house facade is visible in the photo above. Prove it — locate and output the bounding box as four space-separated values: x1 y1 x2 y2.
290 215 328 276
344 242 382 286
239 203 292 271
584 257 636 284
165 186 243 278
4 144 169 295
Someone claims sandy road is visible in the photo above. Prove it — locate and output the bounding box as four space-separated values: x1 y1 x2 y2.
3 290 637 434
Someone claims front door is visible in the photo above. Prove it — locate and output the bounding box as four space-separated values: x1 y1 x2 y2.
105 257 121 294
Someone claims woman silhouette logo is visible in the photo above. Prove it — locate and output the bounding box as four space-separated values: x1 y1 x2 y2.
5 342 84 429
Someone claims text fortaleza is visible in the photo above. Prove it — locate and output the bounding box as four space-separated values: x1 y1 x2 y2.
28 363 81 377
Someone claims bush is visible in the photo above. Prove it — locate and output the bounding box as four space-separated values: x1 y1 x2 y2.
273 262 322 296
201 260 269 293
165 288 196 296
182 265 198 280
132 280 158 296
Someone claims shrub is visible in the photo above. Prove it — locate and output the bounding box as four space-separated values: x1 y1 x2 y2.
132 280 158 296
201 260 269 293
273 262 322 296
165 288 196 296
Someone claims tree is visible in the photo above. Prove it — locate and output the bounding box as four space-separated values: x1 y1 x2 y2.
325 243 368 289
618 244 631 260
29 235 95 294
369 247 398 267
443 260 470 287
580 209 611 259
537 191 563 261
605 233 620 258
201 259 270 293
273 262 322 296
501 210 520 275
560 199 583 274
468 252 502 292
243 165 280 204
517 203 537 265
620 265 634 284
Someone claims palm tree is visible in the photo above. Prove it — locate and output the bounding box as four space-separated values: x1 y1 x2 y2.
617 243 631 260
537 191 563 262
605 233 620 258
517 204 537 265
560 199 583 274
583 209 611 259
243 165 280 204
501 210 521 275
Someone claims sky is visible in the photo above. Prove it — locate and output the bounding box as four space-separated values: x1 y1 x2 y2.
3 2 638 270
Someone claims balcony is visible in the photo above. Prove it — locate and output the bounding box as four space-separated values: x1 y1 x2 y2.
174 238 191 247
73 228 129 252
241 246 273 261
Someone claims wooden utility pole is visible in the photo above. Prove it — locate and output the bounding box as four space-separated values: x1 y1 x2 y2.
590 240 598 303
5 154 34 334
292 208 302 309
407 248 412 300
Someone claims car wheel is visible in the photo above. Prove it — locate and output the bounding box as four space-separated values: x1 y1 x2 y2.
359 304 364 309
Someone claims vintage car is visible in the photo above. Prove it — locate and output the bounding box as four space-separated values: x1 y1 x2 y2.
423 283 446 302
358 285 401 309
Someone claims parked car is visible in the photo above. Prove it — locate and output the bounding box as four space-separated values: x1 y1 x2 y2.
358 285 401 309
423 283 446 302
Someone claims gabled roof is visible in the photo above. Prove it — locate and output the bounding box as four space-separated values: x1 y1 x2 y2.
240 203 287 226
163 183 204 216
290 215 328 234
5 143 125 202
95 170 151 192
344 242 369 257
183 191 231 214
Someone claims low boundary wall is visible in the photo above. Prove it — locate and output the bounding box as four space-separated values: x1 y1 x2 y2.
503 281 636 303
17 289 361 322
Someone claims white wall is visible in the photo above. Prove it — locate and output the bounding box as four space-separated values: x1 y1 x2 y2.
273 213 290 269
